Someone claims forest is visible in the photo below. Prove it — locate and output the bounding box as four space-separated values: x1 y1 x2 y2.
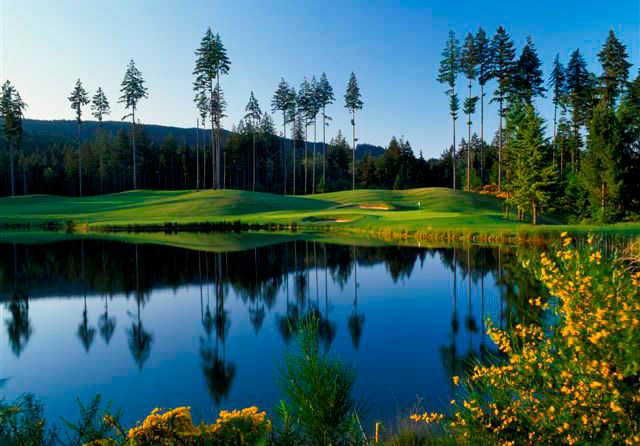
1 27 639 224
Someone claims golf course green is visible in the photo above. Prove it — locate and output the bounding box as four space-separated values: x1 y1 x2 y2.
1 188 639 240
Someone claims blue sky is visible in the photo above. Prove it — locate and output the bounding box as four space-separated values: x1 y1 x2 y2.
1 0 638 158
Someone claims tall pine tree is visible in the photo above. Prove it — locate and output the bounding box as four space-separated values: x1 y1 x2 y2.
317 73 335 191
474 27 491 182
119 60 148 190
566 49 590 171
68 79 90 196
461 32 479 191
597 30 631 106
438 30 460 190
548 54 566 171
244 91 262 191
344 72 363 191
489 26 516 191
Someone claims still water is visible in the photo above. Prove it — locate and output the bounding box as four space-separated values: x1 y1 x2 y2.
0 238 542 427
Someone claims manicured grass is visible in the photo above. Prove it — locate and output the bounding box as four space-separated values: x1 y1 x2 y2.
0 188 638 238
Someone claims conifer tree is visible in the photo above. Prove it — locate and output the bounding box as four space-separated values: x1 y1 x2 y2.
460 32 479 191
344 72 363 191
438 30 460 190
474 27 491 181
581 100 621 221
508 103 555 224
244 91 262 191
91 87 110 194
298 78 312 193
548 54 566 170
512 36 545 104
0 81 26 197
308 76 321 194
193 28 230 190
288 87 299 194
489 26 516 191
317 73 335 191
212 84 227 187
566 49 590 171
597 30 632 106
272 78 294 194
119 59 148 190
68 79 90 196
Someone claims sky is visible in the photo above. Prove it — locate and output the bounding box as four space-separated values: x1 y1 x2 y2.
1 0 639 158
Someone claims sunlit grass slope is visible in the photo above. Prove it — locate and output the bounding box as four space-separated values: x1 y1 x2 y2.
0 188 509 228
0 188 637 235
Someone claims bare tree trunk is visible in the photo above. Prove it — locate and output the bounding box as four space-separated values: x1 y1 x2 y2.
467 82 471 192
9 140 15 196
78 123 83 196
210 111 216 190
292 128 296 195
322 107 327 192
252 128 256 191
312 118 317 194
282 113 287 195
452 116 456 190
196 119 200 189
304 125 308 194
498 97 503 192
601 180 605 218
131 109 137 190
352 108 356 191
480 83 484 184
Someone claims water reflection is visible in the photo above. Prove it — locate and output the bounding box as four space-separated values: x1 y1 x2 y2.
0 238 555 425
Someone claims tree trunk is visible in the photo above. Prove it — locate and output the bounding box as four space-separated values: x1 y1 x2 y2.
322 108 327 192
131 109 137 190
312 118 317 194
9 140 15 197
352 108 356 191
480 83 484 184
552 103 557 169
467 81 472 192
210 110 216 190
78 122 83 196
252 128 256 191
196 119 200 189
304 125 308 194
601 180 605 218
452 115 456 191
283 113 287 195
532 199 537 225
498 96 503 192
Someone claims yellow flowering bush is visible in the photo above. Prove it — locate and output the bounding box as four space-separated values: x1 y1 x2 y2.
413 234 640 445
85 405 270 446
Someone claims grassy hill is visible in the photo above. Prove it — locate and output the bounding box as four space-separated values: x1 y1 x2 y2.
1 188 638 239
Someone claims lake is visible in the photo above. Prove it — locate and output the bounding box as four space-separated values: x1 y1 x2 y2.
0 238 544 429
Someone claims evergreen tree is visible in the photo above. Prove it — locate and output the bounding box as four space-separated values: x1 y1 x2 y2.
565 49 590 171
91 87 110 194
460 32 479 191
68 78 90 196
597 30 632 106
474 27 491 182
489 26 516 191
298 78 312 193
244 91 262 191
317 73 335 191
272 78 294 194
288 87 299 194
308 76 321 194
193 28 230 190
548 54 566 170
0 81 26 197
512 36 545 104
438 30 460 190
344 72 363 191
581 100 621 221
119 59 148 189
508 103 555 224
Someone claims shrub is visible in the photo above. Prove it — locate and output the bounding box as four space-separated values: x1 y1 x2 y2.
412 234 640 445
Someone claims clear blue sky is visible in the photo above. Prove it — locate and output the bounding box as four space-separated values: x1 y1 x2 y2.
1 0 638 158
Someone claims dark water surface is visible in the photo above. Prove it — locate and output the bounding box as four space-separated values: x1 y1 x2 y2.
0 239 544 428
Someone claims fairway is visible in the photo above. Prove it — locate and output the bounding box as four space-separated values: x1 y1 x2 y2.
1 188 639 239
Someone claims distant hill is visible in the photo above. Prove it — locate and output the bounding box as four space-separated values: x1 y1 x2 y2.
20 119 385 159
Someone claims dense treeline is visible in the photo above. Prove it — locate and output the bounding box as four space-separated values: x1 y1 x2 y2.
1 27 639 223
436 28 640 223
